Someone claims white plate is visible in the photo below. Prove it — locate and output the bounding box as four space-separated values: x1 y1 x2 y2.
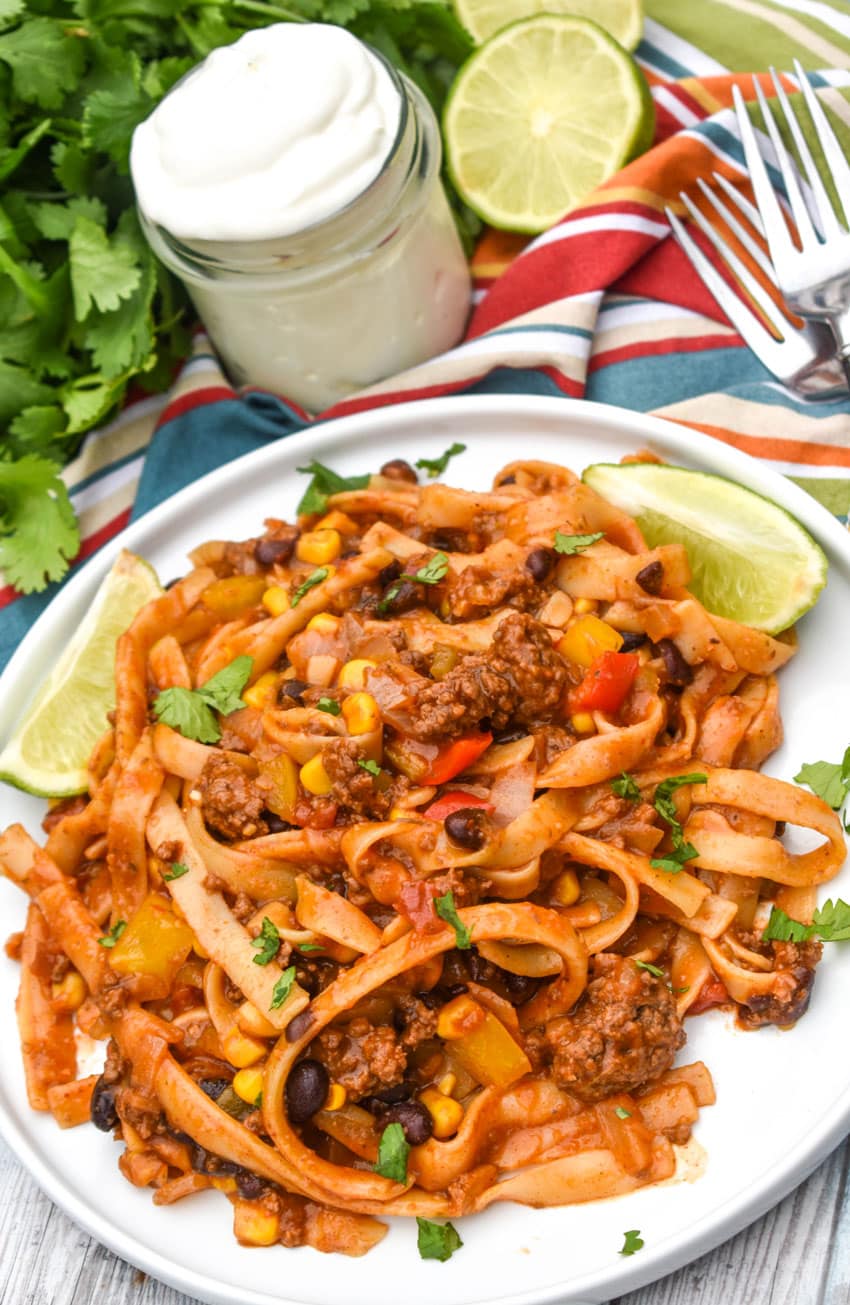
1 395 848 1305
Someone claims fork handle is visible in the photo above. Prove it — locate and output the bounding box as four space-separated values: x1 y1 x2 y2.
828 311 850 388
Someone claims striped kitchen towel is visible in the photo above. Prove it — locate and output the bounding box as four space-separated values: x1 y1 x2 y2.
3 0 850 668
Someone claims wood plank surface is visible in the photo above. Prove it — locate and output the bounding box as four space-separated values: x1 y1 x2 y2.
1 1134 847 1305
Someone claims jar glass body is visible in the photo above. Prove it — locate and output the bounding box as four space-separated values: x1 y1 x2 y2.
137 67 471 413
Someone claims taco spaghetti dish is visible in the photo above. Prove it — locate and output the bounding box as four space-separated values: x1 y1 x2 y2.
1 456 845 1258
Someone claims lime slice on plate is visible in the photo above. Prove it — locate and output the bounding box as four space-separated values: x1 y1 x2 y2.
443 14 654 233
454 0 644 49
0 550 163 797
582 462 827 634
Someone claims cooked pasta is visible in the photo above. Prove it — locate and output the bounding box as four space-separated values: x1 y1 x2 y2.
1 454 845 1257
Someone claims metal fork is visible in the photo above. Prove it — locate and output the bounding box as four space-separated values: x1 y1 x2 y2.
665 183 847 397
733 62 850 382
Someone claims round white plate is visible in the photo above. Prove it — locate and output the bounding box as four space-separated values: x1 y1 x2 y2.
1 395 848 1305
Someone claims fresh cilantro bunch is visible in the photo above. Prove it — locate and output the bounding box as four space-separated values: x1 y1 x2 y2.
0 0 477 594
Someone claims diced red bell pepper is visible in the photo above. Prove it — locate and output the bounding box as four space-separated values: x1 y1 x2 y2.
424 790 494 821
570 651 639 715
687 972 729 1015
422 732 493 785
396 881 441 933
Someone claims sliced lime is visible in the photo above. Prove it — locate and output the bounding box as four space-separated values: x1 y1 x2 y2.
582 462 827 634
454 0 644 49
0 550 163 797
443 14 654 234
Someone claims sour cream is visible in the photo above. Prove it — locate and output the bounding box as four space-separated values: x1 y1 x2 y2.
130 24 471 411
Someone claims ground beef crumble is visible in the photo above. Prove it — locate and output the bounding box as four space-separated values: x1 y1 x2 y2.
322 737 394 820
444 565 538 621
311 1019 407 1100
735 934 822 1028
198 753 269 841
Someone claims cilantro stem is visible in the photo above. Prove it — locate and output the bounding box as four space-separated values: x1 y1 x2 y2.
232 0 308 21
0 247 47 314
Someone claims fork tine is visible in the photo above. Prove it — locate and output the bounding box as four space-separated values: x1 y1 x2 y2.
712 172 766 238
792 59 850 229
678 191 789 333
751 75 819 250
769 66 840 239
695 178 778 286
732 83 798 264
665 207 786 366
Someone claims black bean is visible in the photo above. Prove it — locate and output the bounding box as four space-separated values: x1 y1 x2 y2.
635 559 664 595
255 535 296 567
378 559 403 588
198 1077 231 1101
525 547 555 583
383 1101 433 1146
236 1171 267 1200
444 808 488 851
285 1010 316 1043
775 821 787 837
619 631 647 652
380 458 418 484
501 970 539 1005
654 638 693 686
430 529 468 553
263 810 292 834
362 1082 412 1113
279 678 309 705
493 726 527 744
497 473 516 486
285 1059 330 1123
90 1077 119 1132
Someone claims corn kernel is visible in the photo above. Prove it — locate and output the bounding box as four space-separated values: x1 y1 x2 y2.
233 1202 280 1247
262 585 290 617
232 1067 265 1105
558 614 623 668
342 691 381 736
552 868 581 906
324 1083 347 1111
419 1088 464 1140
306 612 341 635
242 670 279 711
211 1175 238 1193
236 1001 279 1038
437 1072 457 1097
300 753 333 796
389 806 411 820
316 510 357 535
297 528 342 566
337 658 377 691
51 970 86 1013
574 597 598 615
571 713 596 735
222 1030 267 1068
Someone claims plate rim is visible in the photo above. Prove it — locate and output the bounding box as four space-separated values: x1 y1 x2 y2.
1 391 848 1305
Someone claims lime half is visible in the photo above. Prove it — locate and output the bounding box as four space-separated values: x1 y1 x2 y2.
0 550 163 797
454 0 644 49
582 462 827 634
443 14 654 233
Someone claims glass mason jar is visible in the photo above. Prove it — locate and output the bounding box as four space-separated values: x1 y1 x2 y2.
136 57 471 414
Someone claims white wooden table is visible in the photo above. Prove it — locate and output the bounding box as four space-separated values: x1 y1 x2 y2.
1 1132 848 1305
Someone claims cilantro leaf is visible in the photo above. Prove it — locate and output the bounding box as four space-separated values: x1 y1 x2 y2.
378 551 449 614
761 906 814 944
611 772 641 801
317 697 341 716
98 920 126 949
296 460 370 516
0 455 79 593
69 214 142 320
375 1122 409 1183
30 196 108 242
434 890 471 949
415 442 465 478
762 898 850 944
291 567 329 607
635 960 665 978
0 18 84 110
620 1229 644 1256
269 965 297 1011
416 1217 463 1262
614 1106 631 1119
298 943 323 953
252 917 281 966
358 758 381 778
152 686 220 744
651 774 706 872
197 655 253 715
554 530 605 555
649 849 698 875
795 750 850 811
162 862 189 883
83 80 155 172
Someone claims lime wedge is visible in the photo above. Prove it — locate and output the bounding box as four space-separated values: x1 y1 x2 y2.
443 14 654 234
0 550 163 797
454 0 644 49
582 462 827 634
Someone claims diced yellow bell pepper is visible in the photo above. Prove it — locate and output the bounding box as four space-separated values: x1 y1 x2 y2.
436 994 531 1089
108 893 195 984
262 585 290 617
297 529 342 565
316 510 358 535
342 692 381 736
338 658 376 691
259 752 299 822
300 754 333 796
222 1029 267 1068
202 574 268 619
242 670 280 711
236 1001 279 1038
558 614 623 668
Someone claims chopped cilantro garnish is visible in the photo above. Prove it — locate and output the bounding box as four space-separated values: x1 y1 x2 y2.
153 655 253 743
358 758 382 778
375 1121 409 1183
795 747 850 811
634 960 665 978
553 530 604 555
296 460 370 516
762 899 850 944
415 443 466 478
269 965 297 1011
298 943 323 953
98 920 126 949
316 697 341 716
291 567 329 608
252 917 280 967
650 773 706 874
611 772 641 801
620 1229 644 1256
614 1106 632 1120
416 1217 463 1261
162 862 189 883
378 551 449 614
434 890 471 949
